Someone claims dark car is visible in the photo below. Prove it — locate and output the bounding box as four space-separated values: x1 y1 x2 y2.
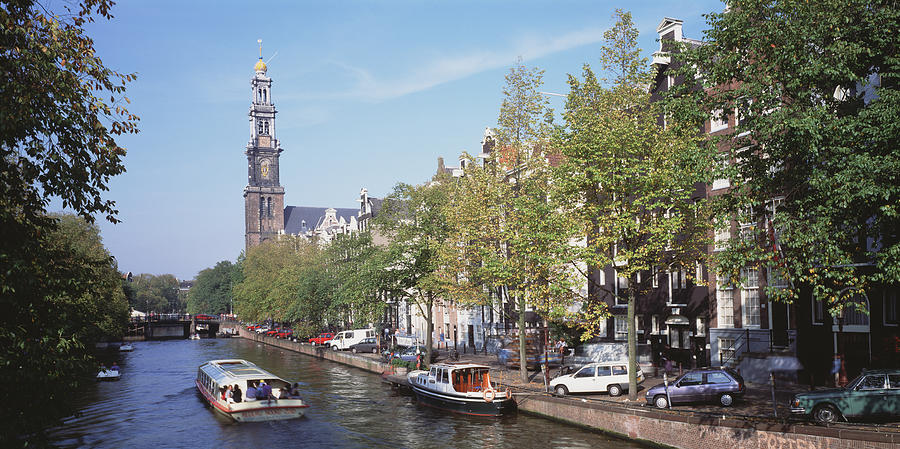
348 337 381 354
388 345 438 363
645 368 746 408
791 369 900 424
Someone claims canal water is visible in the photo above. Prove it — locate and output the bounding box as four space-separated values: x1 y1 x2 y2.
47 338 645 448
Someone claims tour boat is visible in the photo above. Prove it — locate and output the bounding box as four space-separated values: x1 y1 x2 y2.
196 359 309 422
96 369 120 381
407 362 516 416
119 343 134 352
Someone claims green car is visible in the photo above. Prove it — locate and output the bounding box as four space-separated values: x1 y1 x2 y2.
790 369 900 424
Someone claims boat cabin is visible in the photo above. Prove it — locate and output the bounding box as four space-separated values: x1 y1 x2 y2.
421 363 494 394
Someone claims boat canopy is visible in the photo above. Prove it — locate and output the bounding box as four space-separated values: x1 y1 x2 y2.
200 359 280 386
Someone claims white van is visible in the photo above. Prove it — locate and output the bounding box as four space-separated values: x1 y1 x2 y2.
329 328 376 351
549 361 644 397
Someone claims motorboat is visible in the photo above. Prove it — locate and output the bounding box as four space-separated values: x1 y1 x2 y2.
119 344 134 352
196 323 209 332
407 362 516 416
96 368 120 381
189 333 201 340
196 359 309 422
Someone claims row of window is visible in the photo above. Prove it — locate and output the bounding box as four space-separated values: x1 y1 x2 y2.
259 197 275 218
256 87 269 104
604 265 700 304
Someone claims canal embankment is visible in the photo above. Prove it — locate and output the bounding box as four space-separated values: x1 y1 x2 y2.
239 329 900 449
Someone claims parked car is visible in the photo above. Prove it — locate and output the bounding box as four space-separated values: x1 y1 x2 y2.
550 361 644 397
246 324 259 331
276 329 293 339
309 332 334 345
255 326 271 334
790 369 900 424
645 368 746 408
348 337 381 354
387 345 437 363
265 328 279 337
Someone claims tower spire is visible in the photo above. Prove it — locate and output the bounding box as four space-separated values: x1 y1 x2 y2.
258 39 262 58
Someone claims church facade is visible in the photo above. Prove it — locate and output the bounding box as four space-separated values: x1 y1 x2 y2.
243 50 356 250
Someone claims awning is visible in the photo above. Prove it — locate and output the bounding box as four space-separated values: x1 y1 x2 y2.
664 315 691 326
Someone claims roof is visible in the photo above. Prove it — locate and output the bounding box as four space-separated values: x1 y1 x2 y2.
283 206 357 235
200 359 283 384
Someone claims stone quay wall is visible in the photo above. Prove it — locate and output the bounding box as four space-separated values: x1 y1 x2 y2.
239 328 899 449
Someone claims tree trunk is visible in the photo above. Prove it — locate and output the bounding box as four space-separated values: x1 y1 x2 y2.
425 292 434 367
517 294 528 383
627 283 638 401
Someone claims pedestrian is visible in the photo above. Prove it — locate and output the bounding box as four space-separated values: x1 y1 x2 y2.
439 330 445 349
831 355 842 387
245 381 258 401
233 384 242 403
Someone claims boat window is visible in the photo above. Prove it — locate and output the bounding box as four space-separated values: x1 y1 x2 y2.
430 367 436 377
440 369 449 383
575 367 596 378
596 366 612 377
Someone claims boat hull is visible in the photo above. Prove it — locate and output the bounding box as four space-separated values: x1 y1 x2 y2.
196 379 307 422
409 384 516 416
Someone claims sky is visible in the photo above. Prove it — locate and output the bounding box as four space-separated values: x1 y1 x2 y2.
74 0 725 280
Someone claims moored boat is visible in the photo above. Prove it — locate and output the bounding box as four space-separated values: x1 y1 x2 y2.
189 333 201 340
407 362 516 416
97 369 120 381
119 343 134 352
196 359 308 422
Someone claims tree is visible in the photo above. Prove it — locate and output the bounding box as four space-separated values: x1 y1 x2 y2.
554 10 713 400
441 61 581 382
376 177 453 367
667 0 900 320
187 261 235 315
129 273 179 313
0 0 137 442
324 232 388 331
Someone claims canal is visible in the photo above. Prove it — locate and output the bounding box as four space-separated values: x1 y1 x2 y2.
48 338 645 448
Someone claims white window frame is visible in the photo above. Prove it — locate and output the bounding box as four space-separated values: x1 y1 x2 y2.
716 275 734 328
614 316 627 341
614 270 628 305
741 268 761 328
710 109 728 133
812 300 825 325
718 337 736 364
712 155 731 190
715 226 730 251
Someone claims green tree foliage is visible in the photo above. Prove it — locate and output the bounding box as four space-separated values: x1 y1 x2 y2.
376 177 453 366
0 214 129 444
187 260 234 315
129 273 180 313
1 0 137 443
667 0 900 315
441 61 581 381
323 232 388 330
554 10 713 399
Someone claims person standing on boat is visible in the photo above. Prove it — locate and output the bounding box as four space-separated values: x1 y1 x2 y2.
232 384 242 403
245 382 258 401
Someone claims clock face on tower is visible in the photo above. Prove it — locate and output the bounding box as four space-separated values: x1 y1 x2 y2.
260 159 270 179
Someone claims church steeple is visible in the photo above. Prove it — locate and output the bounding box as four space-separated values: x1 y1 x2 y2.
244 40 285 249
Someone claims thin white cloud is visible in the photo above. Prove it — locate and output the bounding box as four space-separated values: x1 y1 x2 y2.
322 27 608 102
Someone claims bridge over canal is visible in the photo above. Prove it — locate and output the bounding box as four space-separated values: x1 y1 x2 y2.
125 315 238 340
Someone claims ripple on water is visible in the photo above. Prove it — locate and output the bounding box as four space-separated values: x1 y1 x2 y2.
47 339 648 449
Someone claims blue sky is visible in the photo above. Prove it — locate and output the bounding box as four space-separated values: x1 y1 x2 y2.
79 0 724 280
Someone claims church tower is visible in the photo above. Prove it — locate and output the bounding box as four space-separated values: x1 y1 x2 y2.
244 41 285 249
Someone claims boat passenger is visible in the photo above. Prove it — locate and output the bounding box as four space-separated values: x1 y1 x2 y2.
233 384 242 403
259 380 273 401
289 382 301 397
110 362 119 372
225 385 234 403
279 387 291 399
245 382 258 401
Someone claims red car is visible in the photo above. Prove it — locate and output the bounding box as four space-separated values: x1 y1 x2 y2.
309 332 334 345
247 324 259 331
276 329 293 339
266 328 280 337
